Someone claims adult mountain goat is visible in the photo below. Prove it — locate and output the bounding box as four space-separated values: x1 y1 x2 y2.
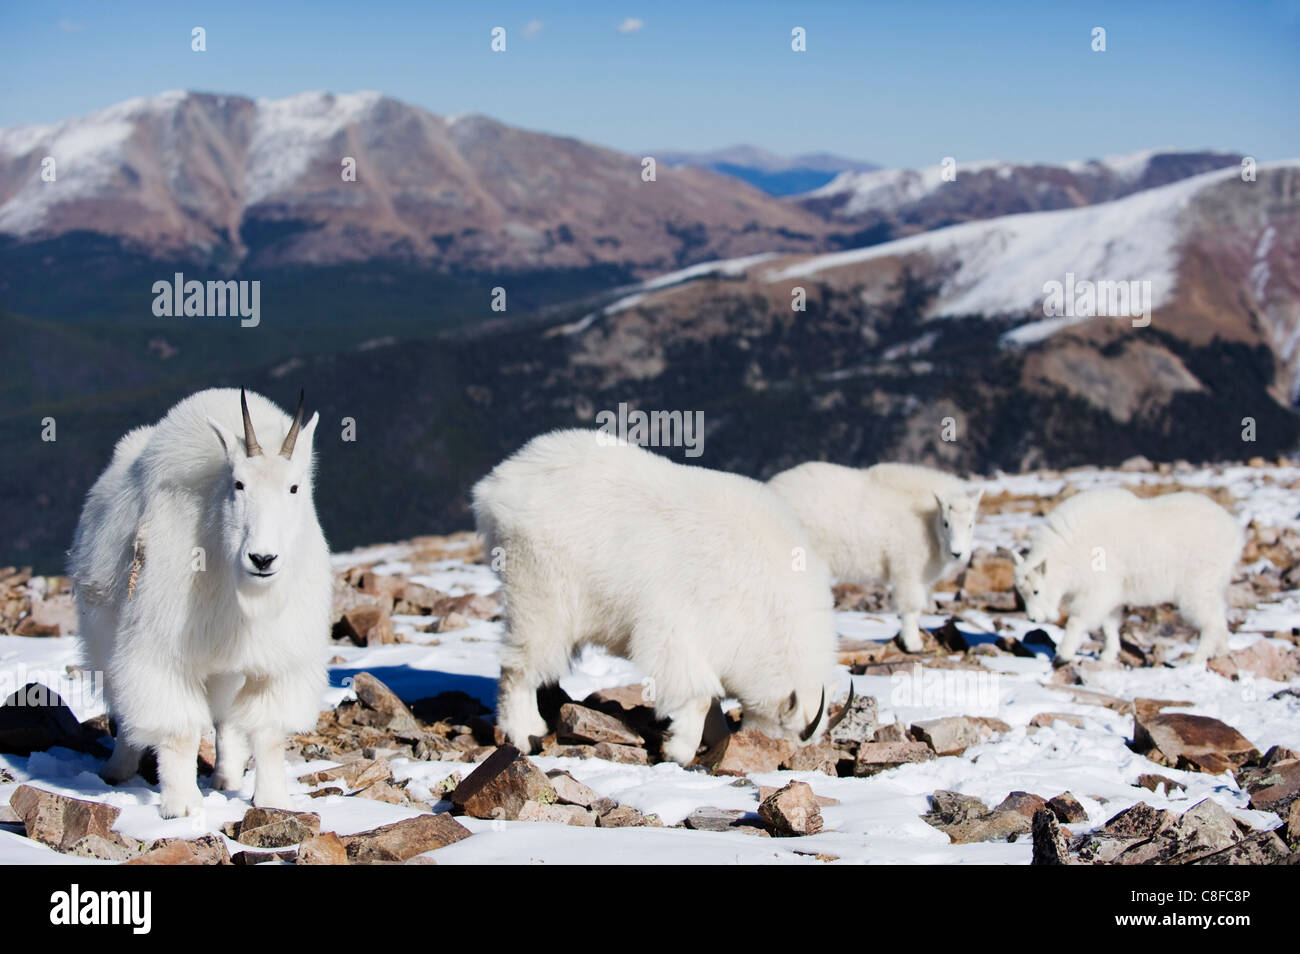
769 462 982 652
473 430 836 764
69 389 330 817
1011 488 1243 665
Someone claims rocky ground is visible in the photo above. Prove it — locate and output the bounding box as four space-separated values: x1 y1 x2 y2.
1 458 1299 864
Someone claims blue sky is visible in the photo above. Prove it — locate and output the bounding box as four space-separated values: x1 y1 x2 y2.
1 1 1297 167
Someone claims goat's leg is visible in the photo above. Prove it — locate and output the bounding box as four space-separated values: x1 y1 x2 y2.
157 731 204 818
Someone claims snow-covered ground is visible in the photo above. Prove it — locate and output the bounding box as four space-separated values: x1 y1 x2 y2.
3 462 1298 864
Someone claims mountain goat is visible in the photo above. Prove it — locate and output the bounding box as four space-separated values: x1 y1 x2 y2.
473 429 836 764
69 389 330 817
1010 487 1243 665
769 462 982 652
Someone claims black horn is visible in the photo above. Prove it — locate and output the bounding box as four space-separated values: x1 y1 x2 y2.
825 681 855 733
240 388 261 457
799 687 826 742
279 390 305 459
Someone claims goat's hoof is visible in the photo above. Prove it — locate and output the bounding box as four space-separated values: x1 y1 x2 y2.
252 790 292 811
212 772 244 791
159 788 204 819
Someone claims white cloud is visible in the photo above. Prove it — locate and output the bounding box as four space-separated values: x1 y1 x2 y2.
522 19 543 38
615 17 644 34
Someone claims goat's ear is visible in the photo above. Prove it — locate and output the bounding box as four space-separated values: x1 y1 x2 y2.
297 411 320 455
784 691 799 716
207 416 238 462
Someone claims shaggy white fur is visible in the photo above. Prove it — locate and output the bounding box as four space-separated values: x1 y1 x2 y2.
69 388 330 817
473 430 837 764
769 462 981 652
1012 487 1243 664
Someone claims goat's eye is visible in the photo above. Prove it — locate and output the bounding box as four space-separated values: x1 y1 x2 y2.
234 481 244 491
290 485 299 495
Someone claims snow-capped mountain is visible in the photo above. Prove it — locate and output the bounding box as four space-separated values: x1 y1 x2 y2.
0 91 832 273
536 161 1299 469
798 149 1246 241
656 145 878 195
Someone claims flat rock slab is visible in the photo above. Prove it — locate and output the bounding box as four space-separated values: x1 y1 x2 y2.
299 757 393 791
598 805 658 828
685 807 762 833
10 785 121 851
557 703 644 746
911 716 1007 756
125 834 232 866
1133 710 1259 774
340 813 472 863
546 770 604 808
853 741 935 776
517 801 596 826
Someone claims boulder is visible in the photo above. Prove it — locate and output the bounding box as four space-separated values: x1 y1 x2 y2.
1047 792 1088 824
349 672 422 733
296 831 349 865
450 745 556 820
698 730 793 776
827 691 878 748
758 781 824 837
1238 748 1300 814
995 791 1049 820
780 739 841 775
1031 809 1073 865
226 807 321 848
334 604 396 647
922 790 1032 844
0 683 98 755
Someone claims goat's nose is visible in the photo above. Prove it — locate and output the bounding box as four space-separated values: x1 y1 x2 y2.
249 553 277 571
